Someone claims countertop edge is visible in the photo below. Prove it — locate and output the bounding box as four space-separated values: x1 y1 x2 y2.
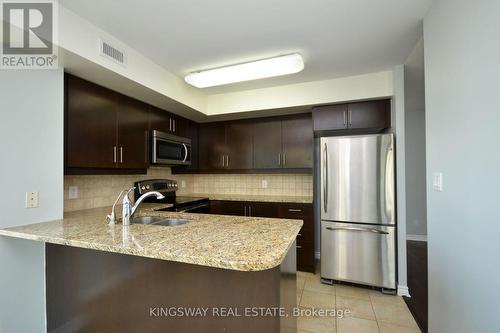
0 222 302 272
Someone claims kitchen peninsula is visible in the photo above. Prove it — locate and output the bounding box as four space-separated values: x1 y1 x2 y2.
0 204 301 333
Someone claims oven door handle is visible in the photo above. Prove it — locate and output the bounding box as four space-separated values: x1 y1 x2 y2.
182 143 188 163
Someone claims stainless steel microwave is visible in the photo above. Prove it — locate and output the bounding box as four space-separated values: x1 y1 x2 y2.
151 130 191 166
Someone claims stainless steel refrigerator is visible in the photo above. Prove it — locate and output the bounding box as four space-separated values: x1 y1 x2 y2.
320 134 396 290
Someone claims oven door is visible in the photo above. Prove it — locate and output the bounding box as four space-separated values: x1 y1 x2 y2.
152 131 191 165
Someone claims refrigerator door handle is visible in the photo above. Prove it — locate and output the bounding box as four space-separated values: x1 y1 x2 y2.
323 142 328 212
325 226 389 235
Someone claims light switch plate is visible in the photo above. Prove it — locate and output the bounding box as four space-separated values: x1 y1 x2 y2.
26 192 39 208
261 179 268 189
433 172 443 191
68 186 78 199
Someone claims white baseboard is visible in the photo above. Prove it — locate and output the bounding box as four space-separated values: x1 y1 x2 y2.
406 234 427 242
397 285 410 297
314 251 320 259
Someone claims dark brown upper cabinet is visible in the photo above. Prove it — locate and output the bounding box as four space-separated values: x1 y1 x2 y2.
225 121 254 170
65 74 149 172
253 119 282 169
312 99 391 134
199 121 254 171
312 104 348 131
149 106 189 137
347 100 391 130
253 114 313 170
281 115 313 169
116 96 149 169
198 122 227 170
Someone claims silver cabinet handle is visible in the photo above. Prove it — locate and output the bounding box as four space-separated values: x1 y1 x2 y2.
348 110 352 127
288 209 302 212
221 155 224 167
297 233 302 236
113 146 117 163
278 153 281 166
244 206 247 216
182 143 188 163
169 118 172 132
226 155 229 167
343 110 347 127
296 245 302 249
119 147 123 163
173 119 176 132
323 142 328 212
325 226 389 235
283 153 286 166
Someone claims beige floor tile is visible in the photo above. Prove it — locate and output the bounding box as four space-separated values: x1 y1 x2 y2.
336 295 376 320
297 289 303 304
297 315 335 333
298 271 315 279
300 290 335 309
337 317 380 333
297 275 306 290
378 322 422 333
335 285 371 300
372 302 419 329
369 291 406 307
304 275 335 294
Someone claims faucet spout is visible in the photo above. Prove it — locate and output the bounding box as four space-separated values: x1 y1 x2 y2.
130 191 165 216
121 187 165 226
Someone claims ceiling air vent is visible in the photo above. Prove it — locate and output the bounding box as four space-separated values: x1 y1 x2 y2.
99 39 127 67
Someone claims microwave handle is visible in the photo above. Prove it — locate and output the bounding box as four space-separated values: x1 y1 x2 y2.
182 143 188 163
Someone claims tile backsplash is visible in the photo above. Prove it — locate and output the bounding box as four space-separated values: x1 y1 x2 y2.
64 168 313 212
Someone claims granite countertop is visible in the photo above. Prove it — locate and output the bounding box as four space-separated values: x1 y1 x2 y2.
0 204 302 272
184 193 313 204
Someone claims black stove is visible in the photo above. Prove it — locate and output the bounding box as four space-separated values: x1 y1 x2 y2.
134 179 209 213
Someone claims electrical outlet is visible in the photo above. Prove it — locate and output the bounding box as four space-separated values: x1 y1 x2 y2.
26 192 39 208
181 180 186 189
68 186 78 199
261 179 268 189
433 172 443 191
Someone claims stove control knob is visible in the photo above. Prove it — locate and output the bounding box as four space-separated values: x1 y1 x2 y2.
141 186 146 191
146 185 150 190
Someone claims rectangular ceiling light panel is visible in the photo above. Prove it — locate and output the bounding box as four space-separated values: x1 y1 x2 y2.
185 53 304 88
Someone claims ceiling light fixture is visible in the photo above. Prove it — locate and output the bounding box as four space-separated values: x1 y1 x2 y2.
184 53 304 88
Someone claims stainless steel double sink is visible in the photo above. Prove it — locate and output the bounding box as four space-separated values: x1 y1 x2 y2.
130 216 190 227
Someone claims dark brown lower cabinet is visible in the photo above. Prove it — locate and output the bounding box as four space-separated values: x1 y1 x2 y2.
209 200 315 272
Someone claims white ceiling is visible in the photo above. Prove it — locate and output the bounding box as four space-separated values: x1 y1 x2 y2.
59 0 432 94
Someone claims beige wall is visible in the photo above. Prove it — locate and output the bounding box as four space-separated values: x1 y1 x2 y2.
64 168 313 212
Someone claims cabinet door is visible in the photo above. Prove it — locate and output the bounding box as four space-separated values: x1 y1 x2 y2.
171 115 189 137
247 202 279 218
116 97 149 169
66 75 118 169
253 119 282 169
282 114 313 169
225 121 253 170
312 104 348 131
278 203 315 272
209 200 246 216
149 106 172 133
198 123 226 170
348 100 391 130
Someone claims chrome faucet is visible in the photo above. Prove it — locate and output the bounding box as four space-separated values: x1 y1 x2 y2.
121 187 165 226
107 190 126 225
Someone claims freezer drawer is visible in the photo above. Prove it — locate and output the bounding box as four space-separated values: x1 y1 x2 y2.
321 221 396 289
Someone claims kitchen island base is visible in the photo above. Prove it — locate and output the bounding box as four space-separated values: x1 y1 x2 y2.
46 243 296 333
